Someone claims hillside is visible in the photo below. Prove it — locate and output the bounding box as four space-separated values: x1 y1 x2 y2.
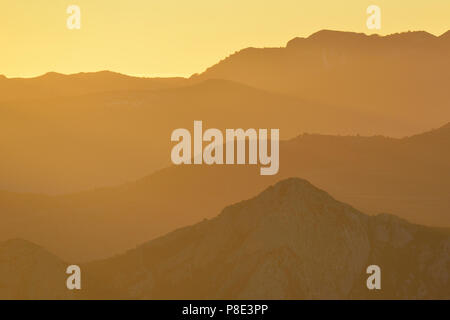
0 239 73 299
0 78 392 194
1 123 449 262
2 30 449 194
195 30 450 137
1 179 448 299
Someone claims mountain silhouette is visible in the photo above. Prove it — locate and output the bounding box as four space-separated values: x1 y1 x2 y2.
3 179 446 299
1 123 449 262
2 30 448 194
1 30 449 263
94 180 448 299
0 71 186 102
194 30 450 137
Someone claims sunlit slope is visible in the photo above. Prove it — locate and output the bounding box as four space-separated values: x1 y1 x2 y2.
81 178 450 299
1 179 447 299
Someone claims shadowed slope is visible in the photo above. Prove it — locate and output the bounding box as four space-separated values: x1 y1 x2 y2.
0 179 447 299
2 30 448 194
81 178 449 299
0 239 73 299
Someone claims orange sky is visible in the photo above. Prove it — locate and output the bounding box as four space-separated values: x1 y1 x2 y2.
1 0 449 78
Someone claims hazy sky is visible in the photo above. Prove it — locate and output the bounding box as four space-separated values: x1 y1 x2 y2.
1 0 449 78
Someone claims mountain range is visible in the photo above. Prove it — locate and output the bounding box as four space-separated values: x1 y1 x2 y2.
195 30 450 135
1 122 449 262
0 29 449 283
1 78 370 193
1 30 449 194
1 179 448 299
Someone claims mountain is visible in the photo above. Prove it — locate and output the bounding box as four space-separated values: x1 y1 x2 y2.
1 179 447 299
1 123 449 262
0 239 73 299
0 78 399 194
0 71 187 102
194 30 450 137
2 30 449 194
78 178 449 299
281 122 450 225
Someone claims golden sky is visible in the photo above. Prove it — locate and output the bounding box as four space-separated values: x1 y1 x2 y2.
1 0 449 78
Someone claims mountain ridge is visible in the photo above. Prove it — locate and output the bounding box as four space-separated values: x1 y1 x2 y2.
80 178 449 299
194 29 450 138
0 178 448 299
1 122 449 261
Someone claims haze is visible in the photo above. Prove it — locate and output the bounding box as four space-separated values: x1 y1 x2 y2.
1 0 449 78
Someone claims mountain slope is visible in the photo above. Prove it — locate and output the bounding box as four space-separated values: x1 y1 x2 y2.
1 122 449 262
0 71 187 102
0 78 396 194
2 30 448 194
194 30 450 136
81 178 449 299
0 179 447 299
0 239 73 299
